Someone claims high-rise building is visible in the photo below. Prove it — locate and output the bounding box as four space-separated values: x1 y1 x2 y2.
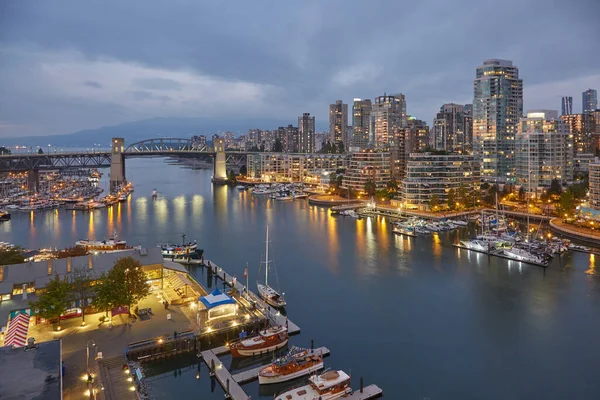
432 103 470 152
560 113 597 155
223 132 235 148
473 59 523 181
191 135 207 147
404 117 430 154
589 158 600 210
583 89 598 114
401 153 480 211
371 94 406 147
561 96 573 116
329 100 348 147
342 151 391 192
351 99 372 150
515 110 573 193
298 113 316 153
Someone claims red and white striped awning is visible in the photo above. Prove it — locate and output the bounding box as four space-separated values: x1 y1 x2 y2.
4 312 30 348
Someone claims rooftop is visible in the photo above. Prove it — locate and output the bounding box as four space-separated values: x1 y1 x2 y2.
0 339 62 400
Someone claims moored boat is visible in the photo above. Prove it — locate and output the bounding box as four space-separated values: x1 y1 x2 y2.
75 231 129 251
259 346 324 385
275 369 352 400
257 224 286 308
229 325 289 357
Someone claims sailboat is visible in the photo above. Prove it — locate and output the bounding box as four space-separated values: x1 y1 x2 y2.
257 224 287 308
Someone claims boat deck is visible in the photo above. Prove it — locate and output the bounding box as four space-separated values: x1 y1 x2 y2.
231 346 330 384
453 244 548 268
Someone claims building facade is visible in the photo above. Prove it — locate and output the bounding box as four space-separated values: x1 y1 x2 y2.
473 59 523 181
432 103 471 152
404 117 430 154
561 96 573 116
351 98 372 150
298 113 316 153
589 159 600 210
342 151 391 192
246 153 348 182
370 94 406 147
401 153 480 211
515 110 573 193
560 113 597 155
329 100 348 147
583 89 598 114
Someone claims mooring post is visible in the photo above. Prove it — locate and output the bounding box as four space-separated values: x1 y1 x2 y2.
311 339 314 351
226 378 230 397
360 376 364 393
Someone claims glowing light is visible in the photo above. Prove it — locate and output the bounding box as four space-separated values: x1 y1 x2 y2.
158 339 164 344
206 327 213 333
129 386 136 391
127 377 132 382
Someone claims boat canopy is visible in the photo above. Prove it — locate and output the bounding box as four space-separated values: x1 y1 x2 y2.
199 288 235 309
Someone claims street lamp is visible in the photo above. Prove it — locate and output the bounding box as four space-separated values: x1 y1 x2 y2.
86 340 96 375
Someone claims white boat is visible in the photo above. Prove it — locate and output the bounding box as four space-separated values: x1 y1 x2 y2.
568 244 592 252
345 210 359 219
449 219 468 227
503 247 548 265
152 189 158 198
293 193 308 199
275 370 352 400
236 185 248 190
460 239 493 252
276 195 292 201
76 232 129 251
118 195 127 202
257 224 286 308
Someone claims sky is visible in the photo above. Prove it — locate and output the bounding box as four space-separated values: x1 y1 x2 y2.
0 0 599 138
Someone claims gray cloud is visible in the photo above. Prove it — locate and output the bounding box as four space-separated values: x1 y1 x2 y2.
0 0 599 137
83 80 102 89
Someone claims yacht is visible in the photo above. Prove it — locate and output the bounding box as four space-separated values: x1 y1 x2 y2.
503 247 548 265
257 224 286 308
449 219 468 227
229 325 289 357
75 233 129 252
0 210 10 221
460 239 493 252
275 369 352 400
118 194 128 202
259 347 324 385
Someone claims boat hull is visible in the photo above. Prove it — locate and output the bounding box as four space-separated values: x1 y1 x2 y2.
259 361 323 385
230 338 289 357
257 284 287 308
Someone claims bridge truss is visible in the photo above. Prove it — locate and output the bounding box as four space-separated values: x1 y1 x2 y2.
124 138 210 153
0 153 111 172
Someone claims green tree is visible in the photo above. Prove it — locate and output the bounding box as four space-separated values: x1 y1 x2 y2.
69 267 95 324
29 274 72 328
457 184 469 208
0 247 24 265
556 190 577 219
518 186 525 201
328 172 337 188
483 184 497 205
428 194 440 211
319 139 327 153
108 257 151 314
239 165 247 176
272 138 283 152
336 175 343 188
447 188 456 210
364 179 376 197
337 141 345 154
227 169 237 183
37 148 44 154
480 182 490 190
548 179 562 195
94 273 117 317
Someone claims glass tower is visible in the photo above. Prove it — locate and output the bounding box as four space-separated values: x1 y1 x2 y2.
583 89 598 114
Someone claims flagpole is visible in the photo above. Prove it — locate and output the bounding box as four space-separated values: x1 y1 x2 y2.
245 262 249 300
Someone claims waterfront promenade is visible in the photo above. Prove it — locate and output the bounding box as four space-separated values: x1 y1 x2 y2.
550 218 600 244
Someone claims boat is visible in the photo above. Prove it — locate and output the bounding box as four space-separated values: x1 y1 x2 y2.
448 219 468 227
236 185 248 190
258 346 324 385
503 247 549 265
118 194 127 202
159 233 198 258
275 369 352 400
393 227 417 237
460 239 493 252
276 195 293 201
152 189 158 198
75 231 129 251
568 244 593 253
257 224 286 308
171 249 204 265
0 210 11 221
228 325 289 357
293 193 308 199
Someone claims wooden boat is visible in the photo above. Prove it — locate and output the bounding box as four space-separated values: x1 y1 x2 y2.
259 346 323 385
229 325 288 357
275 369 352 400
257 224 286 308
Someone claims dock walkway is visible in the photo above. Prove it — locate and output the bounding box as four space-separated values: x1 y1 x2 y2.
201 349 248 399
231 346 330 384
346 385 383 399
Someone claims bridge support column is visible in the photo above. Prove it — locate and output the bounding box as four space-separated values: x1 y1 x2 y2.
212 138 227 184
110 138 126 192
27 169 39 194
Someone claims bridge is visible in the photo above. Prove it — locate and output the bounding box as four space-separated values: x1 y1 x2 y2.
0 137 247 192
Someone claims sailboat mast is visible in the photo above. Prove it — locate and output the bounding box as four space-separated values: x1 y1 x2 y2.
495 191 499 237
265 224 269 287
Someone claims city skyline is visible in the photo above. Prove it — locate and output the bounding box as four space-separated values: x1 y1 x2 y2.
0 0 599 138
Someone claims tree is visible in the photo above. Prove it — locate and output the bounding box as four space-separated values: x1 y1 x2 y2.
37 148 44 154
336 175 343 188
557 190 577 219
428 194 440 211
272 138 283 152
518 186 525 201
447 188 457 210
239 165 247 176
0 146 10 155
364 179 376 197
29 274 72 328
483 184 497 205
227 169 237 183
107 257 151 314
94 273 117 317
328 172 337 188
0 247 24 265
69 267 95 324
319 139 327 153
337 141 345 154
457 184 469 208
548 179 562 195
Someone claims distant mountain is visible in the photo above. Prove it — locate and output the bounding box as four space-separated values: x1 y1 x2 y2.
0 117 327 148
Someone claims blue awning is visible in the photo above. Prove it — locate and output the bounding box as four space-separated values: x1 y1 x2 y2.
199 288 235 309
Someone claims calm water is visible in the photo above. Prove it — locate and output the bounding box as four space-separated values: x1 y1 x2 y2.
2 158 600 399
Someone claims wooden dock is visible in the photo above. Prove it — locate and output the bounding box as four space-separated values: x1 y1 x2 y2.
231 346 330 384
345 384 384 399
201 349 248 399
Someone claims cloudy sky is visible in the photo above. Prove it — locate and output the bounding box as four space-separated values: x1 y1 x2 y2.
1 0 599 137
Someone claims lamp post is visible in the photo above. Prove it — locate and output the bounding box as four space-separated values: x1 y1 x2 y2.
86 340 96 375
91 383 104 399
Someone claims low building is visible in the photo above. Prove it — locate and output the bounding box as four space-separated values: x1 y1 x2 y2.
574 153 595 176
515 110 573 192
342 151 391 192
0 339 62 399
401 152 480 211
589 158 600 210
246 153 348 182
198 288 237 321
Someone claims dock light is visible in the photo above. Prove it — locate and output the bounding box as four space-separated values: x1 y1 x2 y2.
129 386 136 391
190 302 197 309
158 339 164 344
196 373 200 379
84 390 91 396
127 377 132 382
231 321 238 327
245 314 250 320
123 369 129 374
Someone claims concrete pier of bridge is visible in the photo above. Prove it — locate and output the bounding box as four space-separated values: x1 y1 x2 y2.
110 138 126 191
212 137 227 184
27 169 39 193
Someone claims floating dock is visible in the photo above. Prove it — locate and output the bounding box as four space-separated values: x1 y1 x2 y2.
201 348 247 399
345 385 384 399
453 244 548 268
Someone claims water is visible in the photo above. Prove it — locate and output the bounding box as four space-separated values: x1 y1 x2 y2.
2 158 600 399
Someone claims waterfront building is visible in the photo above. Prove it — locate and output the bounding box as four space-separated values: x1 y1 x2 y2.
371 94 406 147
515 110 573 193
560 113 597 155
589 158 600 210
404 117 430 154
432 103 470 152
351 98 372 150
342 151 391 192
298 113 316 153
473 59 523 181
583 89 598 114
401 152 480 211
561 96 573 116
246 153 348 182
574 153 596 176
329 100 348 147
594 109 600 136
